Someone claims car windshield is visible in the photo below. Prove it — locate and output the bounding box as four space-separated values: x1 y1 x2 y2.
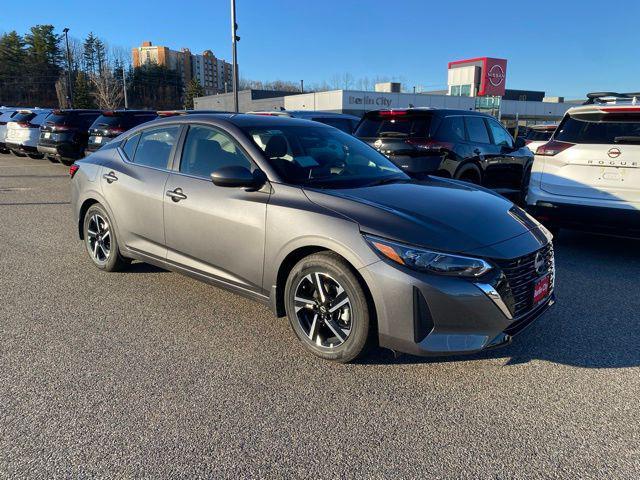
241 124 409 188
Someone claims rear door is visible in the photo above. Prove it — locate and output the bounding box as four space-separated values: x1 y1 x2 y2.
540 112 640 203
163 124 268 291
486 117 524 189
463 116 496 185
100 124 182 259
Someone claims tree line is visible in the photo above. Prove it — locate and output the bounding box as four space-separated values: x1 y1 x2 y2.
0 25 185 110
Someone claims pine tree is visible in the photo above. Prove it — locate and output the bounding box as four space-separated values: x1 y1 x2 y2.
0 31 27 104
184 78 205 109
24 25 62 106
74 71 95 108
83 32 97 74
94 38 106 74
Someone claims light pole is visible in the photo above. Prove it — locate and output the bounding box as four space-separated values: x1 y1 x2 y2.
122 67 129 109
62 28 74 108
230 0 240 112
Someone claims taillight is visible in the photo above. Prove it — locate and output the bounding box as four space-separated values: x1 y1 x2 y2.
524 139 533 145
69 164 79 178
378 110 408 117
536 140 575 156
106 127 125 135
17 121 37 128
52 125 70 132
407 138 453 152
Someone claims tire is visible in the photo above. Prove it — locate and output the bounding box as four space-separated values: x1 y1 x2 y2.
28 153 44 159
82 204 130 272
47 156 59 164
284 251 372 363
59 157 74 166
12 151 27 158
455 163 482 185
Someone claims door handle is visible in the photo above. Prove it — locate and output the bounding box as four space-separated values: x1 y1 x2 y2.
102 171 118 183
166 188 187 202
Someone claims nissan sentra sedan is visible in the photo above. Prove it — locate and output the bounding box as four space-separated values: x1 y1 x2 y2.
70 114 555 362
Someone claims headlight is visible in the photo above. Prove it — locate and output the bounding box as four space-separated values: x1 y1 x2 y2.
364 234 492 277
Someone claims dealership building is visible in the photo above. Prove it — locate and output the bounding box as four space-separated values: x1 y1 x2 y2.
195 57 576 125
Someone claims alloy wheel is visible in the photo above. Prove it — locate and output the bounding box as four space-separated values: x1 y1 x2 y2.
293 272 352 349
86 213 111 263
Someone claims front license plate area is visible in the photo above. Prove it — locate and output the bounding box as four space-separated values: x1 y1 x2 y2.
533 275 550 305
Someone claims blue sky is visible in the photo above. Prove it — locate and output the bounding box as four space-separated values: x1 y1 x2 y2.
2 0 638 98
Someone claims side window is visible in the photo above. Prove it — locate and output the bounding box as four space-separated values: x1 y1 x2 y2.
465 116 491 144
133 125 181 169
122 133 141 161
436 116 466 143
180 125 253 178
487 119 514 148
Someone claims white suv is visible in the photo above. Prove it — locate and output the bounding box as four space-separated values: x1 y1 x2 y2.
5 109 51 159
526 92 640 236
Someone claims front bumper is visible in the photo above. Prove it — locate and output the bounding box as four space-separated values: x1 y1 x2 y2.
360 250 555 357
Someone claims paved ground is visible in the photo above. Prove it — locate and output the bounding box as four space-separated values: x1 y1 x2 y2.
1 153 639 479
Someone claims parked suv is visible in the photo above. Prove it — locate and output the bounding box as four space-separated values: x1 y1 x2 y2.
522 124 557 154
527 92 640 236
5 109 52 158
86 110 158 153
37 109 102 165
354 109 532 196
248 110 361 133
0 109 19 153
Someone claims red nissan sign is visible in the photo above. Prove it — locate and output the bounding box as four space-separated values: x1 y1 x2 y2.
448 57 508 97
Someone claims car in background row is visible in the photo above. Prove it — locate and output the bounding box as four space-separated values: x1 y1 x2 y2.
522 124 557 154
527 92 640 237
0 108 20 153
37 109 102 165
157 109 230 117
71 113 555 362
247 110 361 134
86 110 158 154
354 108 532 198
5 109 52 158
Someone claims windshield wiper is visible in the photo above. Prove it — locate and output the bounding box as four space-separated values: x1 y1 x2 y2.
363 176 411 187
614 136 640 144
378 131 409 138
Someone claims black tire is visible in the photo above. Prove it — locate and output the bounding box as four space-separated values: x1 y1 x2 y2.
59 157 74 166
47 156 59 164
284 251 372 363
82 204 130 272
455 163 482 185
12 151 27 158
28 153 44 159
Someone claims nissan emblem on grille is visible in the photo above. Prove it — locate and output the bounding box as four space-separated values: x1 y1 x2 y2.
534 252 546 275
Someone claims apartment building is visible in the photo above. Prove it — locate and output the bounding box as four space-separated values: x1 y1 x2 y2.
132 41 233 95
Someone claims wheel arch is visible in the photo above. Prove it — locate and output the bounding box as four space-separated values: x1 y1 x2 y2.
454 160 483 183
78 198 100 239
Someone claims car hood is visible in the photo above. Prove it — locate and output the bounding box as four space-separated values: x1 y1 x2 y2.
303 177 541 254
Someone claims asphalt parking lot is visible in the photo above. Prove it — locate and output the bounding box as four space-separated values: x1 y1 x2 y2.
1 153 639 479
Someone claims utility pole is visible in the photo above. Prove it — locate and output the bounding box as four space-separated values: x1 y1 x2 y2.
62 28 74 109
300 79 304 93
231 0 240 112
122 67 129 109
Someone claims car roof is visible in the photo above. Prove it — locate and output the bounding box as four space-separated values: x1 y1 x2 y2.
145 113 330 129
247 110 360 120
363 108 484 117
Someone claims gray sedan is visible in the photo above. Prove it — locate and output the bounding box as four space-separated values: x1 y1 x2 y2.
70 114 555 362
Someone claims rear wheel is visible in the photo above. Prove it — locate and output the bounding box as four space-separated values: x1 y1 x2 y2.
59 157 74 166
12 151 27 158
47 155 59 163
28 153 44 159
284 252 371 363
455 163 482 185
83 204 130 272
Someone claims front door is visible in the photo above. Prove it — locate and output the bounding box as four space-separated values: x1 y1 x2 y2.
163 124 269 292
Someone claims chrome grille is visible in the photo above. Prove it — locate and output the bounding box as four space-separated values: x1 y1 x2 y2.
495 244 555 318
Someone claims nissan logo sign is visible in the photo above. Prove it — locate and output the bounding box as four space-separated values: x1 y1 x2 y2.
488 64 505 87
608 147 621 158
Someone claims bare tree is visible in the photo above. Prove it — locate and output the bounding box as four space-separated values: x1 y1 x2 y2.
90 70 123 109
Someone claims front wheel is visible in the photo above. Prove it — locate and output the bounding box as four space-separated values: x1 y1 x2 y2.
83 204 130 272
284 252 372 363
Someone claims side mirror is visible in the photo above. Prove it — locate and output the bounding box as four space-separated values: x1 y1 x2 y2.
211 165 264 189
514 137 527 149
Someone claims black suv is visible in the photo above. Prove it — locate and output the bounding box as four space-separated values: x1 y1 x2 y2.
86 110 158 153
354 109 532 196
37 109 102 165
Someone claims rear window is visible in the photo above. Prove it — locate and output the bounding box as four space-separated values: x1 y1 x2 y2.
46 112 100 128
555 114 640 144
31 112 51 126
46 113 71 125
355 113 432 138
527 129 553 141
0 111 17 122
12 112 36 123
92 115 125 128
